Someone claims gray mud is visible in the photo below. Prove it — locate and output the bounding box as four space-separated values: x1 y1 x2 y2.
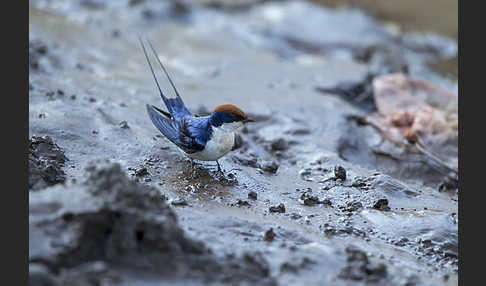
29 136 68 191
30 162 276 286
29 0 458 285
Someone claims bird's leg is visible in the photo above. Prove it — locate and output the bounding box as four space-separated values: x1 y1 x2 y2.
216 160 223 173
190 158 196 175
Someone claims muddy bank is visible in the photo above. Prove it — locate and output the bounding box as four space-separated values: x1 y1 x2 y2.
30 162 277 286
29 0 457 285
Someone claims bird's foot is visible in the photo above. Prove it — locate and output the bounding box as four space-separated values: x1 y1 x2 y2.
215 160 225 175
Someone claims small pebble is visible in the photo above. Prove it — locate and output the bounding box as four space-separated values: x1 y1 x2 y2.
135 167 149 176
334 165 346 181
264 228 276 242
373 198 390 211
235 199 250 207
269 203 285 213
119 121 130 129
171 198 188 206
270 138 288 151
261 161 279 173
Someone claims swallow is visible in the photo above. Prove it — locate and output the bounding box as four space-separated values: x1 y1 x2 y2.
140 38 252 172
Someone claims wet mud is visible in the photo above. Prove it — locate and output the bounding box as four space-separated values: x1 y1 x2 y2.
29 136 68 191
30 162 277 285
29 0 457 285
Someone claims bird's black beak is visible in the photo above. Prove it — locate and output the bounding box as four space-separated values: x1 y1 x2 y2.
243 118 255 123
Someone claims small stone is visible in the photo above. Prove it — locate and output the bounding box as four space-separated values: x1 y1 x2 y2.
171 198 188 206
260 161 279 173
269 203 285 213
394 237 409 247
299 169 311 176
300 192 332 206
264 228 276 242
439 174 458 192
373 198 390 211
135 167 149 177
344 201 362 212
235 199 250 207
119 121 130 129
334 165 346 181
270 138 288 151
248 191 257 200
300 192 320 206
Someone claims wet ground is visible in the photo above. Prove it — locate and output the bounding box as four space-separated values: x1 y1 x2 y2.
315 0 458 79
29 1 458 285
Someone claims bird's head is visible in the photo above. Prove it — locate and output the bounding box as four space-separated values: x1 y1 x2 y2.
209 104 253 131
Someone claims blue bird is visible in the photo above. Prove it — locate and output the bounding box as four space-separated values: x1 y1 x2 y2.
140 38 253 172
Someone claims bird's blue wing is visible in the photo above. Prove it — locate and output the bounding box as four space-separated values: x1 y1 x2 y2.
179 117 212 150
146 105 204 154
164 96 191 121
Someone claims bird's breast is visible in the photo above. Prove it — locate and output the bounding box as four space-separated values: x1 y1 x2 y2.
185 128 235 161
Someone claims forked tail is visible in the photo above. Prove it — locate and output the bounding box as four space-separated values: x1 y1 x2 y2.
139 36 191 120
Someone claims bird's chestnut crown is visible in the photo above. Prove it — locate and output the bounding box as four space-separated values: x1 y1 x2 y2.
210 104 248 127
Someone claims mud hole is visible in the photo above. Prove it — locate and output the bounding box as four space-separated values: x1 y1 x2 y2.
29 0 457 285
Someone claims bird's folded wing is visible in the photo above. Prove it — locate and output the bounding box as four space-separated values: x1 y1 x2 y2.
146 104 204 154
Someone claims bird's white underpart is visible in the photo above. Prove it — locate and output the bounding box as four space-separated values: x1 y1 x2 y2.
181 121 243 161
